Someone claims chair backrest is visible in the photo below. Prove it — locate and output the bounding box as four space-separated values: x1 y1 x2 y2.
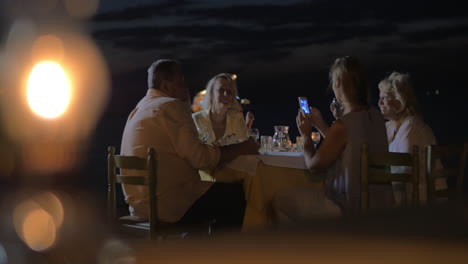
107 146 158 239
426 143 468 203
361 143 419 212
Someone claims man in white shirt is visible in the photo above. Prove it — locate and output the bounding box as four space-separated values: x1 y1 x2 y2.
120 59 258 229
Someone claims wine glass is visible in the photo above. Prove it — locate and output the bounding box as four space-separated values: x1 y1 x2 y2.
247 128 260 142
311 132 321 148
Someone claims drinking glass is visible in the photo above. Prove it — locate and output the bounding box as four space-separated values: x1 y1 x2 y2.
247 128 260 141
296 136 304 152
260 135 273 152
311 132 321 148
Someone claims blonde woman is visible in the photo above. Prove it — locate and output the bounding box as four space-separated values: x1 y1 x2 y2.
378 72 446 205
193 73 252 146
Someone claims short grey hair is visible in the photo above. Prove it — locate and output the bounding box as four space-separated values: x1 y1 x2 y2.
147 59 180 90
201 73 239 110
378 71 420 116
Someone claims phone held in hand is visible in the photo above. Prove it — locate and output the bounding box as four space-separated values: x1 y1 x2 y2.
298 96 310 115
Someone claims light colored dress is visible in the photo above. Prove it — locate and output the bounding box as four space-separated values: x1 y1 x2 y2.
386 116 446 205
192 109 248 146
192 109 249 181
326 107 394 214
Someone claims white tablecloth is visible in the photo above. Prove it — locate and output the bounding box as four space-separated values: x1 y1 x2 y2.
226 152 307 176
208 151 323 230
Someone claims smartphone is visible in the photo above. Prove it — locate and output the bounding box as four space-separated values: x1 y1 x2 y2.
298 96 310 115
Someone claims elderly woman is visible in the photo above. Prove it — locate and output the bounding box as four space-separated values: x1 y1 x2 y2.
193 73 253 146
274 56 393 221
378 72 446 205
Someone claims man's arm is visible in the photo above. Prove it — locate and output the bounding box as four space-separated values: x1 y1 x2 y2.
218 140 259 165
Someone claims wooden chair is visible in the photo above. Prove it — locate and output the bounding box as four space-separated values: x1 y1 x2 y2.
108 146 213 240
426 143 468 204
361 144 419 212
108 146 159 239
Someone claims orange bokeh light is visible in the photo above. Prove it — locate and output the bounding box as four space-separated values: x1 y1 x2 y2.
21 209 57 252
26 61 72 119
13 192 64 252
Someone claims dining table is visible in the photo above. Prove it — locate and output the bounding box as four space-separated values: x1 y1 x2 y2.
200 151 324 230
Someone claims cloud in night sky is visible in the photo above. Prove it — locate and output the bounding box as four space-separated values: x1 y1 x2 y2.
87 0 468 143
2 0 467 109
2 0 467 100
89 0 468 77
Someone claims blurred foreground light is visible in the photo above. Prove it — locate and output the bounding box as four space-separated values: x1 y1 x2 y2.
31 34 65 62
0 244 7 264
22 209 56 251
231 74 237 80
0 147 15 179
5 19 36 52
27 61 71 119
98 239 136 264
64 0 99 19
0 23 110 173
35 192 65 228
13 200 57 252
12 192 64 252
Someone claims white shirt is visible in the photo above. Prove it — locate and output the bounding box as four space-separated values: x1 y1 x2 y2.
386 116 446 204
120 89 220 222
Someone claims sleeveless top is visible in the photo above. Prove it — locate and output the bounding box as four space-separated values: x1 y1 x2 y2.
326 107 394 214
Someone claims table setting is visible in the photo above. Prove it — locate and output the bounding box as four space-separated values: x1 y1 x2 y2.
198 125 324 230
226 125 310 175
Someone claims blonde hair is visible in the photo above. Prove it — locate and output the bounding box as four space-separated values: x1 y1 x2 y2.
201 73 239 110
329 56 368 105
378 72 420 116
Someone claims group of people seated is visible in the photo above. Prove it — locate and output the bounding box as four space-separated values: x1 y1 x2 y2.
119 56 443 231
274 57 443 222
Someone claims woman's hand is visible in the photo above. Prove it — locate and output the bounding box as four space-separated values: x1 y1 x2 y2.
306 107 330 138
309 107 325 127
245 111 255 129
296 109 313 138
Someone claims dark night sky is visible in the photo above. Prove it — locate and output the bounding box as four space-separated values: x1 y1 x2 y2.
1 0 467 191
86 0 468 141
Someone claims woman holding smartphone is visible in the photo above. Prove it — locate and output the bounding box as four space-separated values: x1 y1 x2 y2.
274 56 394 220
